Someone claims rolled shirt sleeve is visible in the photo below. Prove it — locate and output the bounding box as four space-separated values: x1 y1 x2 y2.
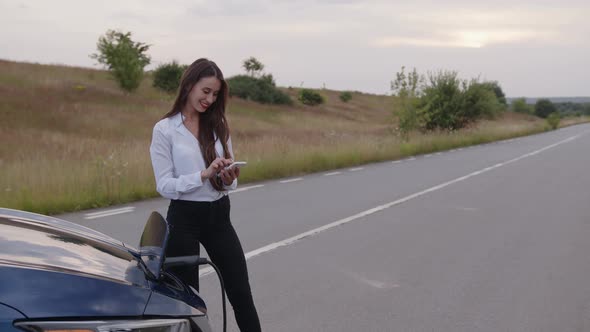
222 136 238 191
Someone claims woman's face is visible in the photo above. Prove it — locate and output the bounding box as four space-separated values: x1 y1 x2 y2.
187 76 222 113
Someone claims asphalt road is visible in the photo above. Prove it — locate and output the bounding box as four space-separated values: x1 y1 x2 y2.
59 123 590 331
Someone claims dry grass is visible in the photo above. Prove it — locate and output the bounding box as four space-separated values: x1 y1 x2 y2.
1 59 588 214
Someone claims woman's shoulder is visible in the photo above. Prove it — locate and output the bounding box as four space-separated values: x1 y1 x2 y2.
153 113 181 132
153 117 169 130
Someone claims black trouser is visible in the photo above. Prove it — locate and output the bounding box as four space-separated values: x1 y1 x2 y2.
165 196 261 332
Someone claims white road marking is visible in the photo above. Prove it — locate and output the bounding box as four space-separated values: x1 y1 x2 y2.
86 185 265 220
352 275 400 290
280 178 303 183
436 152 443 155
84 207 135 219
407 157 416 161
324 172 341 176
391 160 402 164
229 185 264 194
454 207 478 212
200 133 586 277
349 167 364 171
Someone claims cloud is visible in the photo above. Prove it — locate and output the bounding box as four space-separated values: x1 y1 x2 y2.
372 29 541 48
187 0 270 17
368 5 586 49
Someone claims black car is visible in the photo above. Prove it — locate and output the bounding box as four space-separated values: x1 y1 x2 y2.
0 207 218 332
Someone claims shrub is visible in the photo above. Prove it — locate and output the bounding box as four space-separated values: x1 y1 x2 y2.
298 89 324 106
393 67 510 133
90 30 150 93
462 80 503 120
153 61 187 93
416 73 505 130
416 70 465 130
227 74 292 105
546 112 560 129
534 99 557 118
511 97 532 114
480 81 507 106
339 91 352 102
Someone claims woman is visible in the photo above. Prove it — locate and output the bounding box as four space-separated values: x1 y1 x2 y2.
150 58 261 331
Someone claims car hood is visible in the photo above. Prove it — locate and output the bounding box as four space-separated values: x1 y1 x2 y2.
0 208 145 286
0 208 127 247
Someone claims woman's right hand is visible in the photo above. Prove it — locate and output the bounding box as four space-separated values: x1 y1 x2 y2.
201 157 232 181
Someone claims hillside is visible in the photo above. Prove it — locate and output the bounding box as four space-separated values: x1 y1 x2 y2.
0 59 393 213
1 59 585 214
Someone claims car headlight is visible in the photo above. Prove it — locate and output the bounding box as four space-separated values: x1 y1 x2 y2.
15 318 191 332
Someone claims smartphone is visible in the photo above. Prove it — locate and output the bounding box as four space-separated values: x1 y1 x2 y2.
224 161 247 170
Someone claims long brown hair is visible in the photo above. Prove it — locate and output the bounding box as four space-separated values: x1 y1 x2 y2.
162 58 231 191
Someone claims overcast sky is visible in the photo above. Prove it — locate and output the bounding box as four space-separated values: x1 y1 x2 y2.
1 0 588 97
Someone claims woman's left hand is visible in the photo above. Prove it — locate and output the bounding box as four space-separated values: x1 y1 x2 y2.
219 165 240 186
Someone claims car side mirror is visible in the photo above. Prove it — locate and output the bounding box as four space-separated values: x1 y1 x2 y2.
139 211 169 281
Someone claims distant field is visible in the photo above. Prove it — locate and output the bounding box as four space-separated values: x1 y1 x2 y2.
507 96 590 104
1 59 588 214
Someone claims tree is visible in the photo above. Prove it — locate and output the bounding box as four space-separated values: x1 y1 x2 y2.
242 57 264 77
511 97 532 114
391 66 423 138
391 66 422 99
534 99 557 118
90 30 151 93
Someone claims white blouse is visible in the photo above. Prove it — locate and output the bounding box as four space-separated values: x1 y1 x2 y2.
149 112 237 202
